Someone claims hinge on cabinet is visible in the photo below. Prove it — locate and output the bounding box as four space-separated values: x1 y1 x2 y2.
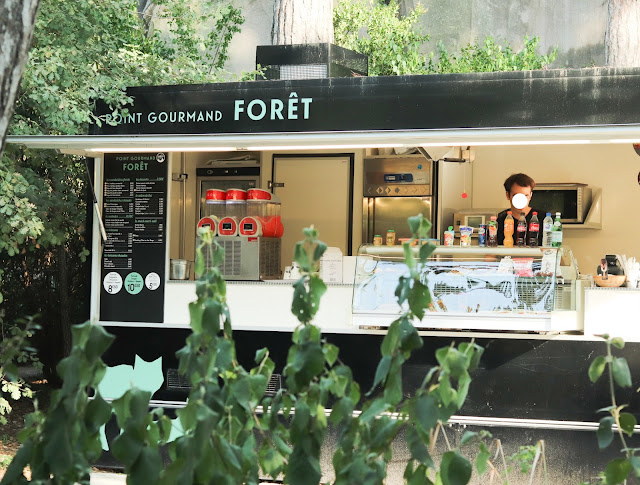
268 180 284 189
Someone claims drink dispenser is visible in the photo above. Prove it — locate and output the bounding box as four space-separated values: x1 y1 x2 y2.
245 189 283 237
218 189 246 237
204 189 226 219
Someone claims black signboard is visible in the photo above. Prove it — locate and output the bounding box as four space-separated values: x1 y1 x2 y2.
92 68 640 136
100 153 167 323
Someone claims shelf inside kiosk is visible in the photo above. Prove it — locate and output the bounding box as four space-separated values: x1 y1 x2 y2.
353 245 579 318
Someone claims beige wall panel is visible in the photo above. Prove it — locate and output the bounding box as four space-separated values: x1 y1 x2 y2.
471 144 640 274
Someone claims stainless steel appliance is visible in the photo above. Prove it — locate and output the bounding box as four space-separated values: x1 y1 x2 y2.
199 236 282 280
530 183 592 223
196 159 260 219
363 156 434 242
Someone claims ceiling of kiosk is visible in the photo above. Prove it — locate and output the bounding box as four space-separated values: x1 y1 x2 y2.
7 124 640 155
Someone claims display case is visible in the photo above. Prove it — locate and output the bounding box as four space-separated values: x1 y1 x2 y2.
353 245 582 332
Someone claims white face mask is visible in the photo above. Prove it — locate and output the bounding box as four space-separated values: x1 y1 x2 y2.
512 193 528 210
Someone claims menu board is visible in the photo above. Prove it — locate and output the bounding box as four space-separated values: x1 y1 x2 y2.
100 153 167 323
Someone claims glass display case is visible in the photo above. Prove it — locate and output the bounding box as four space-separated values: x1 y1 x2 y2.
353 245 579 328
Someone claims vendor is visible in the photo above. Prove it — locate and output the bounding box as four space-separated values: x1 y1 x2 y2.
497 173 545 246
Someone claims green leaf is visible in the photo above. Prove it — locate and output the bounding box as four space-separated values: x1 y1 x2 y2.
611 337 625 349
405 426 434 466
408 280 431 319
460 431 477 446
85 394 112 432
414 395 438 434
604 458 631 485
612 357 632 388
188 301 204 333
360 398 388 423
259 445 285 477
323 343 339 366
475 442 490 476
395 275 412 306
440 451 472 485
130 445 162 485
597 416 615 449
619 412 637 437
288 445 321 485
589 356 607 383
372 355 392 390
629 455 640 478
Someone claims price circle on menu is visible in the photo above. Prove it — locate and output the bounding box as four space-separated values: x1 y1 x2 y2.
103 272 123 294
145 272 161 291
124 272 144 295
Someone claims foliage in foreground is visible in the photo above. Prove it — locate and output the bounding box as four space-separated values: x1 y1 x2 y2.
0 217 490 484
583 335 640 485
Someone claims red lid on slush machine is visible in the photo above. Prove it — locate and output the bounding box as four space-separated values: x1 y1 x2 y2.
218 216 239 236
239 216 263 236
205 189 226 201
197 217 218 236
225 188 247 200
247 188 279 201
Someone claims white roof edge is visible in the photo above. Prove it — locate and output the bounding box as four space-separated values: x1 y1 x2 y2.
6 125 640 155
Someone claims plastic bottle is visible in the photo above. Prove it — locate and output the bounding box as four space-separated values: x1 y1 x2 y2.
528 211 540 247
542 212 553 247
516 212 527 247
444 226 455 246
503 211 514 247
551 212 563 247
488 216 498 247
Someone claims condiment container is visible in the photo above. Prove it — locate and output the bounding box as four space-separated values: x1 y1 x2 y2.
373 235 383 246
386 229 396 246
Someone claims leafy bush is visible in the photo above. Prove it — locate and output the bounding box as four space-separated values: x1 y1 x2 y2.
334 0 431 75
334 0 557 75
429 36 557 73
1 219 492 484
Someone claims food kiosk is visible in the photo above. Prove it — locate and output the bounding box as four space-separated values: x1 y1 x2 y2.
7 67 640 480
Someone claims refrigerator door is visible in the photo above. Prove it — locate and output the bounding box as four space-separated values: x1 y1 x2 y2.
364 196 434 243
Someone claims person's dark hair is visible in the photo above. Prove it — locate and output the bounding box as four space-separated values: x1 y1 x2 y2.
503 173 535 193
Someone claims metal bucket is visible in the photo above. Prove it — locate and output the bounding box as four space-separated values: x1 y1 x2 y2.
170 259 191 280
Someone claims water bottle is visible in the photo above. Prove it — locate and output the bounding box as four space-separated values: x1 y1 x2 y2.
528 211 540 247
551 212 563 247
503 211 514 247
488 216 498 247
542 212 553 247
516 212 527 247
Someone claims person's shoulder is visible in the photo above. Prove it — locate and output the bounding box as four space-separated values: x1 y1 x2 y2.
497 209 509 219
529 207 545 217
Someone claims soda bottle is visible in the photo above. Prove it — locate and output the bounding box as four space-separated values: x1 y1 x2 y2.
488 216 498 247
528 211 540 247
551 212 563 247
542 212 553 247
478 224 487 247
503 211 514 247
516 212 527 247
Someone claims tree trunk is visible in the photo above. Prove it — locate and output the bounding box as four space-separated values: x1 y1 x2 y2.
605 0 640 67
56 245 72 362
0 0 39 159
137 0 157 37
272 0 334 45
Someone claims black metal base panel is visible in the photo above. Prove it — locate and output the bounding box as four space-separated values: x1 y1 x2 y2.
101 326 639 423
